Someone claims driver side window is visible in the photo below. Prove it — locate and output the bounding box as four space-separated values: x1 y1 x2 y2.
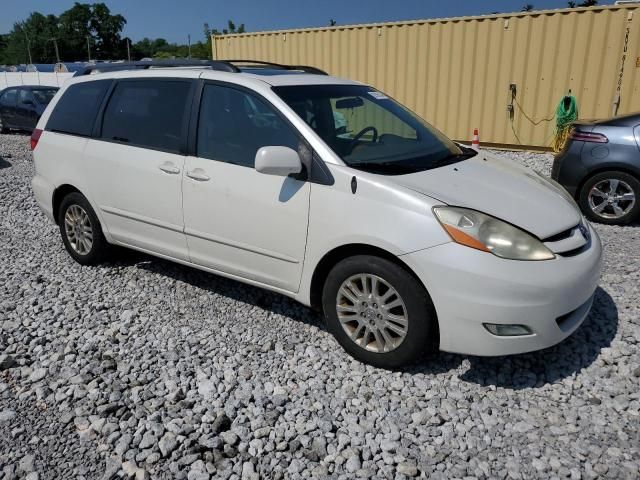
18 89 33 104
197 84 300 168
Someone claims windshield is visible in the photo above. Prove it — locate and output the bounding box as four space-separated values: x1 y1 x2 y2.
273 84 474 175
32 89 58 105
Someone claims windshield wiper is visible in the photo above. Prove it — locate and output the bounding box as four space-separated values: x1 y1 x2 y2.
346 161 416 173
432 150 478 166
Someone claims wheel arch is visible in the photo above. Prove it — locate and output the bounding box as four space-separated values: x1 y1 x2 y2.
309 243 428 311
309 242 440 353
52 184 83 224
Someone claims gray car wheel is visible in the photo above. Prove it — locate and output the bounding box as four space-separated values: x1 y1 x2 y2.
579 171 640 225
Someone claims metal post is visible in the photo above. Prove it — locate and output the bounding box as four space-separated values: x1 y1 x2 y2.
126 38 131 61
188 34 191 59
22 24 33 64
50 38 60 63
87 36 91 62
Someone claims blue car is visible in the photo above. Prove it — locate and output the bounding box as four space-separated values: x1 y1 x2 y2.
0 85 59 133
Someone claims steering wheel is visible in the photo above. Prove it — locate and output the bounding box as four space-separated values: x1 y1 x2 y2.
349 126 379 154
352 126 378 144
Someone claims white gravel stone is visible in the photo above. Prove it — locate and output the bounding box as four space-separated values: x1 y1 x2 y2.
0 136 639 478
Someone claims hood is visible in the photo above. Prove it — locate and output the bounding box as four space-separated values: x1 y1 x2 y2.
392 152 581 239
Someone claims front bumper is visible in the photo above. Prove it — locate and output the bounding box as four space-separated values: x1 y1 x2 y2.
401 225 602 356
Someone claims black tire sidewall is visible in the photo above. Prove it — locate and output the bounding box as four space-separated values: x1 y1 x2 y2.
58 192 107 265
322 255 436 369
579 171 640 225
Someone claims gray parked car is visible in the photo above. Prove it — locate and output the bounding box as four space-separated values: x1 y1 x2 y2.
552 112 640 225
0 85 59 133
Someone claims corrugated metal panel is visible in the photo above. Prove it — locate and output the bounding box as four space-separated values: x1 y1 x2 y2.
213 5 640 148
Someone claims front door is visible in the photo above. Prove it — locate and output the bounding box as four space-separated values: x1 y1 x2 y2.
15 89 37 129
84 78 194 260
182 83 310 292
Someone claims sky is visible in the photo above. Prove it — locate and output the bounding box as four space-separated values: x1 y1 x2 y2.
1 0 617 43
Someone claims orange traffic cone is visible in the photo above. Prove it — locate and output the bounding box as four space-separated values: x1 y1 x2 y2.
471 128 480 151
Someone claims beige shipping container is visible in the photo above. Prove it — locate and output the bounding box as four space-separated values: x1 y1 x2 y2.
213 4 640 150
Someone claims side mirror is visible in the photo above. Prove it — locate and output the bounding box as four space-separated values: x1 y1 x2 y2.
255 146 302 176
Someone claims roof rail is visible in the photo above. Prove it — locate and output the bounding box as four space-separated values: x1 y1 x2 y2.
73 59 328 77
74 60 240 76
225 59 328 75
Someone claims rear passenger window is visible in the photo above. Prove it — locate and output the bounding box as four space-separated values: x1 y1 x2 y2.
101 80 191 154
47 80 111 136
197 84 299 167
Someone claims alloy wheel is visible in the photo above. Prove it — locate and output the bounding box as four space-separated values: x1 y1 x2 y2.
64 205 93 255
335 274 409 353
588 179 636 219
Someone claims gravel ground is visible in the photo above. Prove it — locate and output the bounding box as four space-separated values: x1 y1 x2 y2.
1 133 639 480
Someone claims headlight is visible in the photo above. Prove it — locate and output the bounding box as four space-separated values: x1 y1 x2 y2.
433 207 555 261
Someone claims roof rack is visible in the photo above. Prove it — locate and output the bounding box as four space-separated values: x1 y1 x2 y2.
74 59 328 77
75 60 240 76
226 60 328 75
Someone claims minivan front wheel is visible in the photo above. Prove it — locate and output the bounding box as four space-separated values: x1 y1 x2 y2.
322 255 437 368
58 192 108 265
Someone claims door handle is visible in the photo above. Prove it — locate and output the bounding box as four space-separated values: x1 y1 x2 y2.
159 162 180 174
186 169 210 181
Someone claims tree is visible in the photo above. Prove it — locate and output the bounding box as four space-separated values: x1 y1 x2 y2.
58 2 126 60
522 4 534 11
205 19 246 36
329 19 337 26
568 0 597 6
0 2 126 63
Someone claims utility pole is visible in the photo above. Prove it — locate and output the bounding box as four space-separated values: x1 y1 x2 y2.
20 23 33 64
126 38 131 61
86 36 91 62
49 38 60 63
188 34 191 59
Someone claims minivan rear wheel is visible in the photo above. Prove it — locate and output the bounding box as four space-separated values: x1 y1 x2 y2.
58 192 109 265
579 171 639 225
322 255 437 368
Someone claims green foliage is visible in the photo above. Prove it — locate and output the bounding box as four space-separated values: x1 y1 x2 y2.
568 0 597 6
129 37 211 60
522 4 534 12
0 6 245 64
0 2 127 64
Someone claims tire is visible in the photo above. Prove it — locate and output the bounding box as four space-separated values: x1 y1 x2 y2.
0 115 7 133
578 171 640 225
58 192 109 265
322 255 437 369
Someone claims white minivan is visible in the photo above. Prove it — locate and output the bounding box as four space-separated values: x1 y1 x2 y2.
31 60 602 368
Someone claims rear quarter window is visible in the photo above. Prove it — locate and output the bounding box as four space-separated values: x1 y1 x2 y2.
0 89 18 106
46 80 111 136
